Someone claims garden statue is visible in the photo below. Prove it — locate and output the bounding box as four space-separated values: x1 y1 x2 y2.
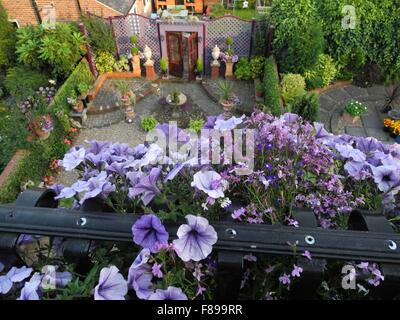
211 46 220 80
221 37 238 80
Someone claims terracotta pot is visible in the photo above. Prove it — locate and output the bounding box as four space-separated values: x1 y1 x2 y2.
132 55 141 77
342 112 360 124
256 90 264 98
36 130 50 140
220 100 234 111
225 60 234 79
74 100 84 113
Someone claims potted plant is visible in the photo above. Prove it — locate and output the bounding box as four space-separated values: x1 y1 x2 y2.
28 114 54 140
195 57 203 81
342 100 367 124
160 57 168 80
218 81 237 111
116 81 134 107
67 92 84 113
221 37 238 79
255 82 265 98
130 35 141 77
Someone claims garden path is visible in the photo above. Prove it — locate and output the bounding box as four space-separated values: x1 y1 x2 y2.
319 84 397 143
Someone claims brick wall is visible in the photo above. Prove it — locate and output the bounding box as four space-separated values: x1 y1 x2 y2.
1 0 148 27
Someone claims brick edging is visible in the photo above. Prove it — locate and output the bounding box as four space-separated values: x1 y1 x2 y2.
0 150 29 190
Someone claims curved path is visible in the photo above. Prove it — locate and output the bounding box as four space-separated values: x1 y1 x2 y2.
319 84 396 143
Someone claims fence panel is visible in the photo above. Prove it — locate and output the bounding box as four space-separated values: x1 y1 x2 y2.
111 14 161 72
205 16 254 74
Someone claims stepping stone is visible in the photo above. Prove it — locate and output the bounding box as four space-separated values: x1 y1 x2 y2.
345 126 366 137
325 88 352 102
361 114 383 128
367 85 386 97
365 127 391 141
319 95 337 112
343 85 368 98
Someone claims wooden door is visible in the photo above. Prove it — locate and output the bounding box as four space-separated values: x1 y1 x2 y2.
187 32 198 81
166 32 183 77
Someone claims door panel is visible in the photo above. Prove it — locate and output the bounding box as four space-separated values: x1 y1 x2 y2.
166 32 183 77
187 32 198 81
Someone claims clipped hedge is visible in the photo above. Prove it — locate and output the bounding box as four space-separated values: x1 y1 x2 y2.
0 59 94 203
51 59 94 130
263 56 282 116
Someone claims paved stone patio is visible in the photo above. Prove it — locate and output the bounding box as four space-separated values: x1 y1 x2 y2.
319 84 397 144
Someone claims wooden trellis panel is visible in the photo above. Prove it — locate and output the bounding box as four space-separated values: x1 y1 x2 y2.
111 14 161 72
205 16 254 74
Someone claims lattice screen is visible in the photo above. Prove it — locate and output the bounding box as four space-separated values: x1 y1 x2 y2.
111 15 161 72
205 16 254 74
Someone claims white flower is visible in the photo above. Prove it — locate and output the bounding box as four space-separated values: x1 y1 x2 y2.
48 80 56 85
220 197 231 208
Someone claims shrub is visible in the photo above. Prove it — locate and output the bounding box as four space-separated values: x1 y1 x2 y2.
0 1 16 71
52 59 94 128
140 115 158 132
160 57 168 73
188 118 205 133
344 100 367 117
250 56 266 79
304 54 337 89
290 92 320 122
113 56 130 72
4 67 49 101
82 14 116 54
280 73 306 105
235 56 266 80
271 0 325 74
15 23 87 78
234 58 252 80
263 56 281 116
196 58 203 74
95 51 116 74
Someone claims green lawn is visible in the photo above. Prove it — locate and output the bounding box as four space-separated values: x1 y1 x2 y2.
211 7 270 20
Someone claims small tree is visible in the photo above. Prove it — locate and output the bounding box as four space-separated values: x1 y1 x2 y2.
0 1 16 71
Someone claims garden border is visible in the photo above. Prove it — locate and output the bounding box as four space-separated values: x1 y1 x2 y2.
0 150 28 190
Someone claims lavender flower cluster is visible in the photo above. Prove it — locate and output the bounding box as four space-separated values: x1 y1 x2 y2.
19 81 56 114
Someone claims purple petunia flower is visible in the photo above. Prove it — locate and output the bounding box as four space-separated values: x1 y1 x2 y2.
17 273 42 300
128 250 154 299
344 161 371 180
279 273 291 285
94 266 128 300
371 165 400 192
0 266 33 294
335 144 366 162
132 214 169 253
173 215 218 262
191 170 226 199
60 147 86 171
79 172 115 204
148 286 188 300
152 263 163 278
85 140 112 155
213 115 245 132
129 167 162 205
291 265 303 278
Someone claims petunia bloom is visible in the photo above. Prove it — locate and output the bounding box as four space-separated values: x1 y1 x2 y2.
132 214 169 253
128 250 154 300
371 165 400 192
173 215 218 262
129 167 162 205
191 170 226 199
148 286 188 300
60 147 86 171
94 266 128 300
